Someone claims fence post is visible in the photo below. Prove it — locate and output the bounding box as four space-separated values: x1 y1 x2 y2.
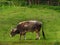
47 1 49 5
37 0 39 5
28 0 32 5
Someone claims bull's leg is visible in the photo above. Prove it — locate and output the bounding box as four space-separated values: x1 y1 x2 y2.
38 32 40 40
23 32 26 40
36 32 40 40
24 34 26 40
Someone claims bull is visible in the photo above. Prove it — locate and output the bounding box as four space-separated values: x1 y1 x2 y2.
10 20 46 40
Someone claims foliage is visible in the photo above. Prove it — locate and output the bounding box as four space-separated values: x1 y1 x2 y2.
0 0 60 6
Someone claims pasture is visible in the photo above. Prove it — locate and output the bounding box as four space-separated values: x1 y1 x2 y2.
0 5 60 45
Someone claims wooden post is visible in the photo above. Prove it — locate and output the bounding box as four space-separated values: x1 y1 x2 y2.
47 1 49 5
28 0 32 5
37 0 40 5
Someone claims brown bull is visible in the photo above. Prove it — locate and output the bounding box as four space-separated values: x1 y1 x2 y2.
10 20 46 40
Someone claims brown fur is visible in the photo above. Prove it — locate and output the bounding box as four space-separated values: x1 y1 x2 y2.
10 20 45 40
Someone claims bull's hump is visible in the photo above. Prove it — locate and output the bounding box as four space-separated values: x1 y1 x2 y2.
19 21 26 24
19 20 37 24
29 20 37 23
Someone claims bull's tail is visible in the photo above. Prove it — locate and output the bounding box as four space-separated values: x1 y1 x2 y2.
42 23 46 39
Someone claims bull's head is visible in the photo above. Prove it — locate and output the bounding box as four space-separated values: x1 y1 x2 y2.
10 28 17 37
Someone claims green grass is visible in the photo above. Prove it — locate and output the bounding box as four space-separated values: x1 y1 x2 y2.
0 5 60 45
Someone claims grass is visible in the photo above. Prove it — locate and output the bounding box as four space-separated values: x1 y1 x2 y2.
0 5 60 45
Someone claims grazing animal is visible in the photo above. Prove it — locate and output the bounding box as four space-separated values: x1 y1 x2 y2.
10 20 46 40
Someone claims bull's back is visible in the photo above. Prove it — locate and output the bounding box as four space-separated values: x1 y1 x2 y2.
17 21 42 32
